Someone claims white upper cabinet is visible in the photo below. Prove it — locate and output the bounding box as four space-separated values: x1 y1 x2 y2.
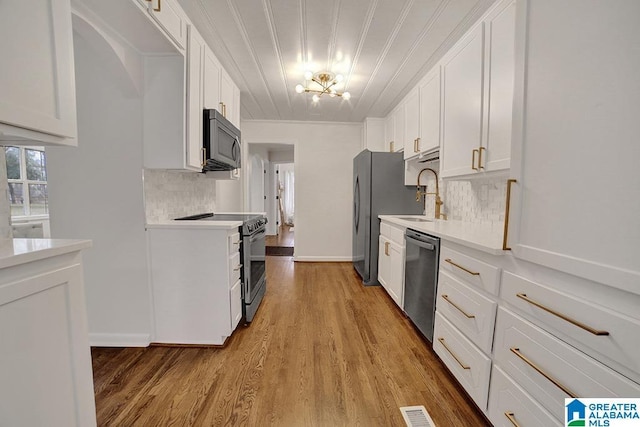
441 0 515 178
505 0 640 294
403 88 420 160
393 106 405 153
186 24 206 171
440 23 484 178
204 46 240 129
143 0 187 50
0 0 77 146
384 112 395 152
418 66 441 156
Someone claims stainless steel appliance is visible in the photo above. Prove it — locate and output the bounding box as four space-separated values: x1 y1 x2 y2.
404 229 440 342
352 149 423 286
174 213 267 322
203 109 241 171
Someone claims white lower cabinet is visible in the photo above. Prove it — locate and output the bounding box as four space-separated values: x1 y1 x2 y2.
493 307 640 422
148 227 243 345
378 221 406 308
488 366 558 426
0 245 96 426
433 312 492 410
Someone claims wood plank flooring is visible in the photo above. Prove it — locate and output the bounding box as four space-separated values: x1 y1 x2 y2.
265 225 294 247
92 257 489 426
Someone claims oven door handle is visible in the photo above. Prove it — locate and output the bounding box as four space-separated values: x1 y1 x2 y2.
249 229 266 242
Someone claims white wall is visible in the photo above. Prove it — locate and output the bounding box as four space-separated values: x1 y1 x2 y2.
46 33 151 346
0 149 11 239
242 120 363 261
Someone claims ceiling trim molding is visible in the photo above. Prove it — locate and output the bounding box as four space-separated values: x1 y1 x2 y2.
242 118 364 127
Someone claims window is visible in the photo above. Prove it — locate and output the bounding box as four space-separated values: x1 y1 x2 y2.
4 146 48 217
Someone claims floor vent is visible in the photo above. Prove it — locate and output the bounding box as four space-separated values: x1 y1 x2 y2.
400 405 436 427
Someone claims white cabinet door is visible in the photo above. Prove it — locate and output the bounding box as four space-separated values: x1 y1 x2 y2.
418 66 441 156
220 69 236 121
440 24 484 178
0 0 77 145
378 236 391 291
0 262 96 426
481 0 515 172
146 0 187 50
384 112 395 152
387 241 404 308
403 89 420 159
506 0 640 293
203 46 222 110
186 25 206 171
230 279 242 330
393 106 405 153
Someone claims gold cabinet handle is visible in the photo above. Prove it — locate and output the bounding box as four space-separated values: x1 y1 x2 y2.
471 149 479 170
516 293 610 336
201 147 206 168
442 295 475 318
153 0 161 12
504 412 521 427
384 241 390 256
478 146 485 169
444 258 480 276
390 141 394 152
438 338 470 370
233 240 242 245
510 347 577 398
416 137 420 152
233 264 243 271
502 179 517 250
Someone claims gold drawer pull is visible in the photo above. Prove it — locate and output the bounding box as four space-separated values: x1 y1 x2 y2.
444 258 480 276
516 293 609 336
504 412 520 427
502 179 517 250
390 141 394 152
510 347 577 398
442 295 475 318
471 149 479 170
384 241 390 256
233 264 243 271
438 338 470 370
201 147 206 168
478 146 486 169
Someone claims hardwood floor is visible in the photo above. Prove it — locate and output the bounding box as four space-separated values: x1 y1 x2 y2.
92 257 488 426
265 225 294 247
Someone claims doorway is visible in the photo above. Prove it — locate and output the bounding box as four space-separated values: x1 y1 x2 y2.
246 143 295 256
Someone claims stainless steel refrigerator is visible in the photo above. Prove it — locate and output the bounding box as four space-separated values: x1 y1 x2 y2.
353 149 424 286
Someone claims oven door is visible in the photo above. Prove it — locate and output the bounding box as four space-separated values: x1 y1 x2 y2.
244 228 266 303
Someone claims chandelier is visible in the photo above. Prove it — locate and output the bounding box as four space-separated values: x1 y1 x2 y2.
295 71 351 102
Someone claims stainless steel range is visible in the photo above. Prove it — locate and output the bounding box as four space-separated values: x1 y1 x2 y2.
175 213 267 322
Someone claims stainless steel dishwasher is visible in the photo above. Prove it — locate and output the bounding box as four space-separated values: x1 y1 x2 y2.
403 229 440 343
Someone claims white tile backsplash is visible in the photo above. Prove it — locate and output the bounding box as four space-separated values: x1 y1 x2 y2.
0 149 12 239
442 178 507 226
143 169 218 223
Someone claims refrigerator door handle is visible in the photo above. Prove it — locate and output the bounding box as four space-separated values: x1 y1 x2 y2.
354 176 360 233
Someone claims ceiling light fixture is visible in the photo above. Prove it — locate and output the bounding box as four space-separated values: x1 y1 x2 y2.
295 71 351 102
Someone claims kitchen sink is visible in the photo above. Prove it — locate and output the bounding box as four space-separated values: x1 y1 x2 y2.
396 217 432 222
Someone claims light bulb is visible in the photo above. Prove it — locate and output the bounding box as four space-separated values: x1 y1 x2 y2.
342 91 351 100
312 94 320 102
304 71 313 80
295 84 305 94
329 89 336 97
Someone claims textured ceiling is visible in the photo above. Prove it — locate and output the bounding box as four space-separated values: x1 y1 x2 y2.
177 0 496 123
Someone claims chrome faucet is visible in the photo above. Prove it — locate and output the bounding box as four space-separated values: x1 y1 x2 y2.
416 168 447 220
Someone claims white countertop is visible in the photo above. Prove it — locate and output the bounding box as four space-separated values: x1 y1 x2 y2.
146 220 243 230
379 215 505 255
0 238 92 269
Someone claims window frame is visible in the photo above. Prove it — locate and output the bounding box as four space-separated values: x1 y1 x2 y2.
5 146 49 218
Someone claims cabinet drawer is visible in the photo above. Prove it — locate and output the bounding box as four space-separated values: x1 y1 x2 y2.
440 246 500 295
436 271 497 354
494 307 640 421
488 366 559 427
501 271 640 381
228 232 241 255
229 251 241 285
380 221 405 246
433 312 492 411
230 279 242 330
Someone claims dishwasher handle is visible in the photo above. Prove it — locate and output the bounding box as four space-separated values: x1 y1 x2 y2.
405 230 438 251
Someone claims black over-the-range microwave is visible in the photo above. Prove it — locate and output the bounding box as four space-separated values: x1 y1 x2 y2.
203 109 241 171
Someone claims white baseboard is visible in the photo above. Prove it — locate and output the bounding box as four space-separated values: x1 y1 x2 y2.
293 256 353 262
89 333 150 347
